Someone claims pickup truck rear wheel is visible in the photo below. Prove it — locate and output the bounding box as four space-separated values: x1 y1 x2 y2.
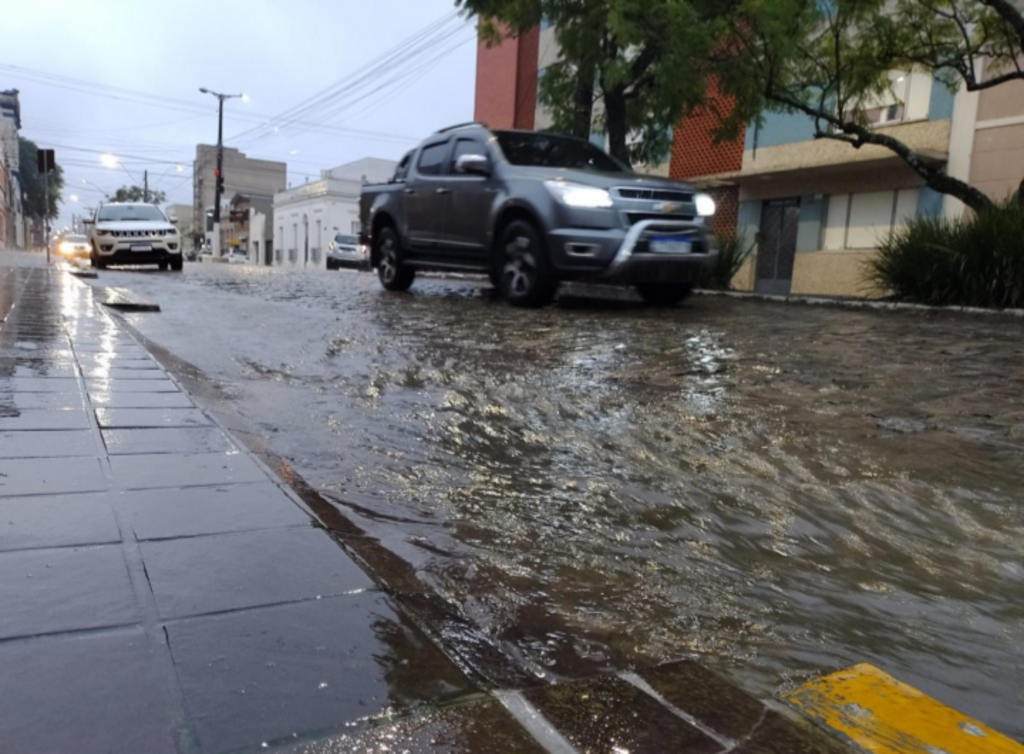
376 227 415 291
497 220 558 308
636 282 694 306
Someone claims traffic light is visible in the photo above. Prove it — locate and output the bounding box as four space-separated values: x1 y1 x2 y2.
36 149 55 174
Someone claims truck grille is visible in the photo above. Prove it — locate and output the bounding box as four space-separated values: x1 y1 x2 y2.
626 212 695 226
616 188 693 203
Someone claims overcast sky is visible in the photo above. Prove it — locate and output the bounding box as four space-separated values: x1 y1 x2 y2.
0 0 478 229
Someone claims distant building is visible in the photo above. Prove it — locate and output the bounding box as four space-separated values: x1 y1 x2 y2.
0 89 23 250
226 193 274 265
272 158 396 268
192 145 286 254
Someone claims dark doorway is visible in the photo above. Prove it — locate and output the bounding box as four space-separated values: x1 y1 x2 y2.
265 240 273 266
755 198 800 295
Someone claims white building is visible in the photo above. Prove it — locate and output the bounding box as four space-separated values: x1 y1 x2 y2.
272 158 396 268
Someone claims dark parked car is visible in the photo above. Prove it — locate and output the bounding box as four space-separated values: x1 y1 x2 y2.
358 123 718 307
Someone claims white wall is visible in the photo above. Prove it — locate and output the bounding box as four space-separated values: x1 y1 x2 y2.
272 194 360 268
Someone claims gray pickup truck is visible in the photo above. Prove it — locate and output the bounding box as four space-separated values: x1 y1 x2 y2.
359 123 718 307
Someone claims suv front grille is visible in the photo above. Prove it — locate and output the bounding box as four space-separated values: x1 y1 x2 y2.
616 188 694 203
110 229 167 238
626 212 695 226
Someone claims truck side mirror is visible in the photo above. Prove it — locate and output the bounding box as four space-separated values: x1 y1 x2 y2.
455 154 490 176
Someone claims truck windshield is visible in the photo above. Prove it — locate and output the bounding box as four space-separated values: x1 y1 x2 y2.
493 131 627 173
97 205 166 222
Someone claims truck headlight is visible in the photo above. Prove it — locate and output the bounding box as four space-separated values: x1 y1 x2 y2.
544 181 614 209
695 193 716 217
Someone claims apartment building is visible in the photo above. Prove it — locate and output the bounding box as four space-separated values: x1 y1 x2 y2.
192 145 286 251
474 28 1024 297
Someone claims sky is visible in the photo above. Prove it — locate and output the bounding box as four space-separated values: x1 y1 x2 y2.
0 0 478 230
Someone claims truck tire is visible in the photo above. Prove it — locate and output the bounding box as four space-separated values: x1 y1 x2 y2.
636 282 694 306
376 226 415 291
496 219 558 308
170 257 183 271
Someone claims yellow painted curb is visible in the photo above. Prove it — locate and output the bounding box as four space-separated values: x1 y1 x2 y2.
784 663 1023 754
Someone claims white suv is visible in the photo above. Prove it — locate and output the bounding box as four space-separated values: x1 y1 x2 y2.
88 202 183 271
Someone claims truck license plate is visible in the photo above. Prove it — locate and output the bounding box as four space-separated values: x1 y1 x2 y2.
130 244 153 252
650 237 692 254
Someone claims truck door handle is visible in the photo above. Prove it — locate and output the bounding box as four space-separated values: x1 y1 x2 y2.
435 187 450 195
404 188 416 195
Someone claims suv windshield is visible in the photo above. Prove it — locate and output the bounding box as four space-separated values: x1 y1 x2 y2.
334 234 358 245
97 205 166 222
493 131 627 173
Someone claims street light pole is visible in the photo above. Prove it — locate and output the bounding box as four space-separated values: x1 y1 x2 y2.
199 88 244 259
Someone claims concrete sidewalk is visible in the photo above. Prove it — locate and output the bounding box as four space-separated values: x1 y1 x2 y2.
0 258 479 753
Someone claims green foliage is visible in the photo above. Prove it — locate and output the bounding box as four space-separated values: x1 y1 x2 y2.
18 137 64 221
456 0 730 167
701 232 754 290
108 185 166 205
869 201 1024 309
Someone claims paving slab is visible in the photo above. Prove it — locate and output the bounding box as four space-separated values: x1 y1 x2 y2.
76 354 157 367
0 491 121 552
167 593 474 754
89 391 194 409
0 409 91 430
0 429 96 458
0 377 81 393
522 675 722 754
84 367 167 380
0 391 85 409
0 545 138 639
109 451 266 489
102 427 235 455
0 359 79 378
0 456 106 497
95 407 210 429
141 526 371 618
87 378 180 393
120 482 311 540
0 628 178 754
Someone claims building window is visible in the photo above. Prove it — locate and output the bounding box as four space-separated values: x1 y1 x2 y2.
311 248 321 264
288 248 297 262
351 221 360 235
823 189 918 250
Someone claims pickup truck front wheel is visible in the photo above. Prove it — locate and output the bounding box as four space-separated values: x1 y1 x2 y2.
376 227 415 292
497 220 558 308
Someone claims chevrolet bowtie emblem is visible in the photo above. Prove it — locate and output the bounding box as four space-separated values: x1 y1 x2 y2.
655 202 679 213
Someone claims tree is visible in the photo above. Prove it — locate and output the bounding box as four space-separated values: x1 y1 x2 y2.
107 185 166 205
713 0 1024 212
456 0 729 167
18 137 63 221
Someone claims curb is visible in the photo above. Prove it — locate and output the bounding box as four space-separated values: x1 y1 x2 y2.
694 288 1024 318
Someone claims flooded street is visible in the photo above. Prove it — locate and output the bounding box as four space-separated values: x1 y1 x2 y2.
94 264 1024 738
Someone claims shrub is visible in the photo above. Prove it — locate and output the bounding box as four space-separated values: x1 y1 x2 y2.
702 233 755 290
870 200 1024 309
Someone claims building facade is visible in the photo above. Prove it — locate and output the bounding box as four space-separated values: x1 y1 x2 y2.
192 145 286 254
474 28 1024 297
0 89 24 250
272 158 396 269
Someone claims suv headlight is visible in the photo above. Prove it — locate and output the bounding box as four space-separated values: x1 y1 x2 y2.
96 229 112 237
695 193 716 217
544 181 614 209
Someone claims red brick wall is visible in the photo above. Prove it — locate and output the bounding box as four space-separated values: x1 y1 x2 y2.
671 77 744 238
473 26 539 129
670 78 745 181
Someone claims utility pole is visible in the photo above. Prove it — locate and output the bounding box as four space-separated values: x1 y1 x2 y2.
143 170 148 203
37 148 55 264
199 88 244 259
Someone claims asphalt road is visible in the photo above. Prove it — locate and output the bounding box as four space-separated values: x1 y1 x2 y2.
85 261 1024 739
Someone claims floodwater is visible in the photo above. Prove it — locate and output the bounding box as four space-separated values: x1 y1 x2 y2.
98 264 1024 738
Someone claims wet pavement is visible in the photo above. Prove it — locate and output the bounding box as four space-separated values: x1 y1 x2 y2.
73 260 1024 741
0 256 480 753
